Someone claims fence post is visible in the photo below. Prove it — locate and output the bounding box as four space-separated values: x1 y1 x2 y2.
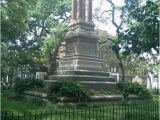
1 111 2 119
113 105 115 120
88 107 90 120
115 105 117 120
50 109 52 120
84 108 86 120
145 104 148 119
64 109 66 119
96 107 98 120
55 110 57 120
92 107 93 119
69 109 71 120
11 111 14 120
153 104 155 119
124 105 126 120
5 111 7 120
156 103 159 119
18 112 20 120
29 112 32 120
45 110 48 120
99 106 101 120
35 111 37 120
59 110 62 120
102 106 104 120
76 109 79 120
141 104 143 120
24 112 25 120
127 105 129 120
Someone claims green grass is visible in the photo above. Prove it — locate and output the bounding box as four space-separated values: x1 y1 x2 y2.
2 90 159 112
1 90 56 114
1 90 159 120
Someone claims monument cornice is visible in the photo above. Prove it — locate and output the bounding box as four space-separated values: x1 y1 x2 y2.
65 29 99 40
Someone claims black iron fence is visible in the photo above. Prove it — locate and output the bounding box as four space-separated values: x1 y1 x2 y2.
1 103 159 120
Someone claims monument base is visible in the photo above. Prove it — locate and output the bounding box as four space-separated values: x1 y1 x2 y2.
46 21 118 91
45 80 118 91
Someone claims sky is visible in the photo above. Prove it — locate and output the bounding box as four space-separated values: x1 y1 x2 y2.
92 0 124 35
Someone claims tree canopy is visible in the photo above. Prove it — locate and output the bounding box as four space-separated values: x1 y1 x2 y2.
1 0 159 83
95 0 159 82
121 0 159 55
1 0 71 81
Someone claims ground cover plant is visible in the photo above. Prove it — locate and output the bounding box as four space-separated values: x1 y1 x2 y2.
118 81 152 98
13 78 44 96
47 80 87 102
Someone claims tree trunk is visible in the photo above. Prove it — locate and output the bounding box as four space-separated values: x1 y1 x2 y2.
48 40 63 75
148 72 154 89
115 51 125 83
48 48 59 75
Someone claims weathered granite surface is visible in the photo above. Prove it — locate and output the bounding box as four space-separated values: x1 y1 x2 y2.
47 0 118 90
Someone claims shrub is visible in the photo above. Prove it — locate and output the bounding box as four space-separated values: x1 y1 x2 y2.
14 78 44 95
118 81 151 98
47 80 87 101
27 79 44 88
47 81 63 99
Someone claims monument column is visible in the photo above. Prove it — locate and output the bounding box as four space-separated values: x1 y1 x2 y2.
72 0 77 20
87 0 92 21
78 0 84 19
82 0 86 19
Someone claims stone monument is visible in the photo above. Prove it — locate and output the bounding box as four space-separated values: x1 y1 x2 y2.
47 0 118 90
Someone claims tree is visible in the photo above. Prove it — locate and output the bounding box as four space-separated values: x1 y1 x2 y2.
120 0 160 88
96 0 127 82
121 0 159 55
1 0 37 83
95 0 159 83
1 0 71 83
1 0 33 42
42 23 68 75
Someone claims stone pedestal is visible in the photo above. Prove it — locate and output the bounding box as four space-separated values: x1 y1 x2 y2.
46 0 118 91
47 20 118 90
58 20 102 71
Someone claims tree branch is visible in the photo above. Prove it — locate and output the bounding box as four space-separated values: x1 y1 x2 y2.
98 38 115 44
105 0 123 33
101 10 112 18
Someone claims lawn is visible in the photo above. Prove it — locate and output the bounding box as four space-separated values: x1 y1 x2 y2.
1 90 159 120
1 90 56 113
2 90 159 111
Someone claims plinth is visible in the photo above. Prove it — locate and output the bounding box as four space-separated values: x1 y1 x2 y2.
46 20 118 90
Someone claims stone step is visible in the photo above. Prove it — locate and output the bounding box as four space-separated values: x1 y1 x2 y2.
58 66 103 71
49 75 116 82
56 70 109 76
44 80 118 91
82 81 118 91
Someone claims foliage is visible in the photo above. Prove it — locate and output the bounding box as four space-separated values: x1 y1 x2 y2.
14 78 44 95
1 0 32 42
42 23 68 74
87 89 121 96
47 80 87 101
118 81 151 98
96 0 159 82
121 0 159 55
120 0 159 82
1 0 71 81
